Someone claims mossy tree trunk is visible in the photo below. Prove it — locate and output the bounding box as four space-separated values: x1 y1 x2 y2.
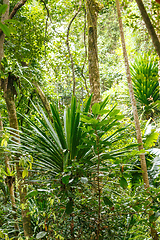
86 0 103 104
0 1 32 236
1 75 33 238
0 113 19 238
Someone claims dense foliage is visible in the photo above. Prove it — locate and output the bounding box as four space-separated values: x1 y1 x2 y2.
0 0 160 239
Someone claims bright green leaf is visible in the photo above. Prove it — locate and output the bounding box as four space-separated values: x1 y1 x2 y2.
92 103 100 115
22 169 28 179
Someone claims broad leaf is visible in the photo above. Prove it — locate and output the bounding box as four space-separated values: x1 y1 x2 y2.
0 4 8 15
62 175 70 184
92 103 100 115
36 231 47 239
0 22 10 36
103 196 113 207
120 176 128 189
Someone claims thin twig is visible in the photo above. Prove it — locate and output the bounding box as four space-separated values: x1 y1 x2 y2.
40 0 52 23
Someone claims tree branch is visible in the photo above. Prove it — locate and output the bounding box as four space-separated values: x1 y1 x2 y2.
9 0 28 19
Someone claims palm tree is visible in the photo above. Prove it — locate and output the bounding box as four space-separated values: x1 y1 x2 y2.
13 95 132 178
130 54 159 119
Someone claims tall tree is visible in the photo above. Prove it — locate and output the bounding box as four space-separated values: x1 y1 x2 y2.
0 0 33 238
115 0 158 238
86 0 103 103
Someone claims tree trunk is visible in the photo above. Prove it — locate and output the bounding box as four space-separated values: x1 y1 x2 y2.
0 0 32 237
0 113 19 237
33 81 52 120
0 0 9 63
115 0 158 238
0 2 19 236
135 0 160 58
86 0 103 103
1 75 33 238
157 9 160 91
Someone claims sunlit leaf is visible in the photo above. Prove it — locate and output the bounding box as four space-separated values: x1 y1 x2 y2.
36 231 47 239
92 103 100 115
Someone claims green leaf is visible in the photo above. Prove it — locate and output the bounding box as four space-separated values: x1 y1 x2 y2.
100 96 109 110
92 103 100 115
115 114 124 120
0 22 10 36
109 109 120 117
84 94 92 112
62 175 70 184
36 231 47 239
65 200 74 214
22 169 28 178
26 190 38 198
144 130 159 148
120 176 128 189
103 196 113 207
0 4 8 15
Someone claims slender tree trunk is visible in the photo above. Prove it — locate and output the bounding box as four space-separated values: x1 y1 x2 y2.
115 0 158 239
135 0 160 58
86 0 103 103
0 113 19 237
157 9 160 91
0 0 9 63
33 81 52 120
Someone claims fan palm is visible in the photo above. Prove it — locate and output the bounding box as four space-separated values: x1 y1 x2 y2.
10 95 132 181
130 53 159 119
